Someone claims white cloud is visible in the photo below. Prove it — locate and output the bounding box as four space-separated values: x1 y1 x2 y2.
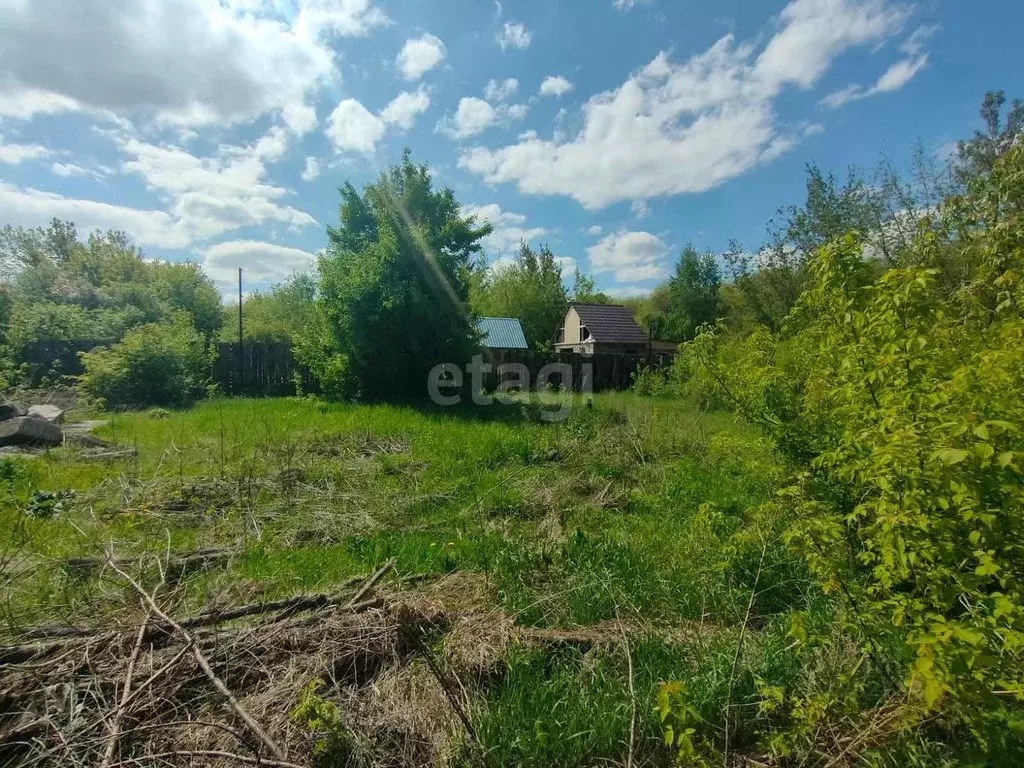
51 162 103 180
585 225 603 236
301 156 321 182
380 88 431 129
440 95 528 140
282 102 318 134
202 240 317 294
554 255 578 278
613 0 652 9
0 181 190 248
396 34 446 80
0 0 390 126
460 0 909 209
326 98 385 154
821 23 932 110
0 136 51 165
441 98 498 139
587 231 670 282
631 199 650 219
539 76 574 98
462 202 548 256
497 22 532 51
114 126 317 242
484 78 520 102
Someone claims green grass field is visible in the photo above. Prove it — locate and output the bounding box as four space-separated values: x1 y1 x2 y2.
1 393 836 766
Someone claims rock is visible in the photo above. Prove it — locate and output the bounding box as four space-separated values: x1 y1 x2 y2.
27 405 64 424
0 417 63 447
0 403 27 421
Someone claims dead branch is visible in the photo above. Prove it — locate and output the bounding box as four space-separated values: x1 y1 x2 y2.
107 750 305 768
106 556 288 762
99 601 153 768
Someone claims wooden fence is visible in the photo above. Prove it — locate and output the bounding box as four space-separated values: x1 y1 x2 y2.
16 340 670 396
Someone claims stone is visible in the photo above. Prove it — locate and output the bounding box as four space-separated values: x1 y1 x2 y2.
27 404 64 424
0 417 63 447
0 403 27 421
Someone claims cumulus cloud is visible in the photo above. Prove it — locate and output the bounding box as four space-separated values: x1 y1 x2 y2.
0 0 390 126
460 0 910 209
539 76 574 98
396 34 446 80
326 99 385 154
202 240 317 294
380 88 431 129
587 231 670 281
484 78 519 102
462 202 548 256
301 157 321 182
114 126 317 242
0 181 190 248
442 98 497 139
496 22 532 50
51 162 104 180
439 85 529 140
0 136 51 165
585 225 603 236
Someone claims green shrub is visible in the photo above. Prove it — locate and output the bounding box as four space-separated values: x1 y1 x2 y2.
690 145 1024 753
78 313 209 408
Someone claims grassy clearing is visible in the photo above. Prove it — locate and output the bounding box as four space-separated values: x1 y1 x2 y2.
1 392 824 765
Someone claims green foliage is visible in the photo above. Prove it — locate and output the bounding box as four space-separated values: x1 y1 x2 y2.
570 266 612 304
955 90 1024 184
691 144 1024 754
471 242 568 351
310 151 489 400
23 489 75 520
223 272 318 343
1 222 222 364
79 313 210 408
290 679 352 764
666 245 722 340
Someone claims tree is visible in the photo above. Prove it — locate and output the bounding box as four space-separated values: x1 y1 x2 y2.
569 267 611 304
956 90 1024 183
224 272 317 343
310 151 491 400
666 245 721 340
471 242 567 351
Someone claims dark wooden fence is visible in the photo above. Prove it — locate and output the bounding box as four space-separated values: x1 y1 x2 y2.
212 342 318 396
17 340 670 396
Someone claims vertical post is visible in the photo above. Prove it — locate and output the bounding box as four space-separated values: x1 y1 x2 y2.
238 267 243 394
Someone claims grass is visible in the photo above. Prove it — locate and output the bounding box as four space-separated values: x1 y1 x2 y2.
0 391 825 765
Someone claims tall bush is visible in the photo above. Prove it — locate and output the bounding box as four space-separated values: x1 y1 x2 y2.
691 145 1024 752
79 313 209 407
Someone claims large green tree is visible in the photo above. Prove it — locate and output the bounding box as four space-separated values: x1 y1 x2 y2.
666 244 721 340
311 152 491 400
471 242 567 351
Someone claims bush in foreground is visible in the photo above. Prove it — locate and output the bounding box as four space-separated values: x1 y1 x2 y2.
79 313 209 408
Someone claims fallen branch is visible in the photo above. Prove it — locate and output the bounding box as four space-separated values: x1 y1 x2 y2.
99 600 153 768
107 750 305 768
107 556 288 762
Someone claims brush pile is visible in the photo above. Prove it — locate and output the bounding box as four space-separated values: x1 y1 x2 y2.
0 559 474 768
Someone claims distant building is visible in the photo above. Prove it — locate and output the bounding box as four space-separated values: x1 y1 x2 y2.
477 317 529 350
555 303 678 355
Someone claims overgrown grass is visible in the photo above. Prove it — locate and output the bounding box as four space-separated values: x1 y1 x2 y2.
0 392 826 765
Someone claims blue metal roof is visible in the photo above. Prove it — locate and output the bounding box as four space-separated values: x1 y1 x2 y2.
477 317 529 349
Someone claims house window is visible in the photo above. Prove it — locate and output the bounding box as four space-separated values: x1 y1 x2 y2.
580 324 590 340
557 327 564 343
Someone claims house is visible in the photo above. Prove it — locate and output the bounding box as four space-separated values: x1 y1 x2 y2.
555 303 678 355
477 317 529 350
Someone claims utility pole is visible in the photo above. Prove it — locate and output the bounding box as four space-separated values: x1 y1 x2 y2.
238 267 243 394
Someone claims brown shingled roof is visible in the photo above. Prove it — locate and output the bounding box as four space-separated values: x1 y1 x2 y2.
571 303 649 343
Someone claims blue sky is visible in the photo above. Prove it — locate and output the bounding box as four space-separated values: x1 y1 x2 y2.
0 0 1020 298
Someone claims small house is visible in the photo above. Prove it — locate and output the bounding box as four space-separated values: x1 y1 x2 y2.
477 317 529 350
555 303 677 355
